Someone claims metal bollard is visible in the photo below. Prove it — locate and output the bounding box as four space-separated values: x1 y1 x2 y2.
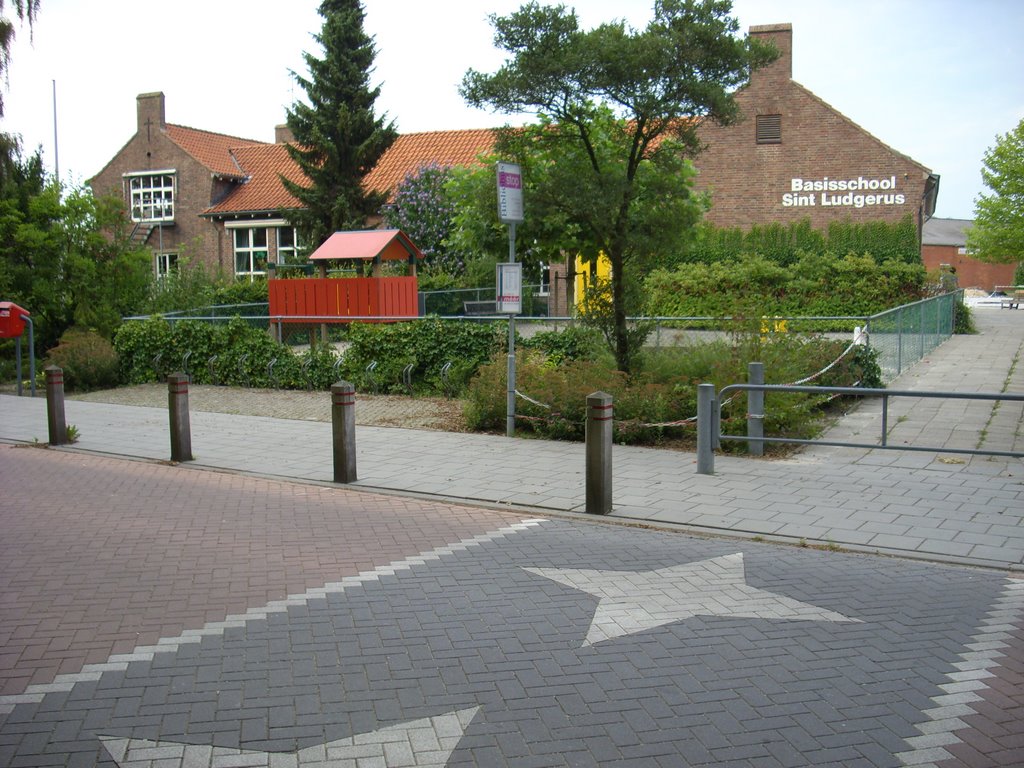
331 381 357 483
585 391 613 515
747 362 764 457
697 383 715 475
45 366 67 446
168 372 193 462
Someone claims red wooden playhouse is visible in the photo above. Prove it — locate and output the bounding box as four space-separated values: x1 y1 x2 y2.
268 230 423 332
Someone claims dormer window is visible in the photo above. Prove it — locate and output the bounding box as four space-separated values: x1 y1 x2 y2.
125 171 176 223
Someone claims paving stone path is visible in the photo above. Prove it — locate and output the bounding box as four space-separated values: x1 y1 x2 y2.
2 446 1023 766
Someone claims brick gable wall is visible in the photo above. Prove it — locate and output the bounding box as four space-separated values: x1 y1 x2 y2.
692 25 932 233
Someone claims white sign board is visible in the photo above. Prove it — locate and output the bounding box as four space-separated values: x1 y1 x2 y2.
496 262 522 314
496 162 524 223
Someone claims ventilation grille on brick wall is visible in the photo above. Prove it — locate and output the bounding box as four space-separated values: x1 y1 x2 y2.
756 114 782 144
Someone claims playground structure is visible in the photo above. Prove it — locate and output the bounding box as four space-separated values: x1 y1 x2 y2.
268 230 423 340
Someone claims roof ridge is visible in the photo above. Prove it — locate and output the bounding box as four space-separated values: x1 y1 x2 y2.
166 122 270 147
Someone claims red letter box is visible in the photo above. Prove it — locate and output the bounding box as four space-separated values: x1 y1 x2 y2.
0 301 28 338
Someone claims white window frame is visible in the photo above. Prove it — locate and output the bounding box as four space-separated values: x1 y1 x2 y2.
124 170 176 223
276 225 302 263
155 252 178 280
233 227 270 280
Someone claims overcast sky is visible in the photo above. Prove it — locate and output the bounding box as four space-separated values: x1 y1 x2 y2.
3 0 1022 220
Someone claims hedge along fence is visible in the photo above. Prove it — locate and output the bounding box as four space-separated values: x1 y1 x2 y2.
114 317 338 389
644 253 926 329
679 215 921 267
465 332 883 448
114 316 519 395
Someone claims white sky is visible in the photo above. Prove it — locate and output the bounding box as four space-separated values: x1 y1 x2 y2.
3 0 1022 220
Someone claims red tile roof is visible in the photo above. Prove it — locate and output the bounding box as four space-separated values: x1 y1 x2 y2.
204 127 499 218
363 128 497 194
203 144 306 216
164 124 267 179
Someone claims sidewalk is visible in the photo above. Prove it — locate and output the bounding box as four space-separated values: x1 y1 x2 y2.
1 308 1022 570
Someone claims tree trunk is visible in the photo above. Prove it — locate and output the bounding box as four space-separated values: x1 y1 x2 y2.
610 249 630 373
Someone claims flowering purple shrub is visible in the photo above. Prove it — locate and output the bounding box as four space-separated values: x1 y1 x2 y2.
382 163 466 275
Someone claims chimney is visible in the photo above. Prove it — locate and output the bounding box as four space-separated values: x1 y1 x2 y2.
275 124 295 144
137 92 166 136
749 23 792 81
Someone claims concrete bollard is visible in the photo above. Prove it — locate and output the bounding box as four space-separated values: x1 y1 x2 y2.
332 381 357 483
747 362 765 457
697 383 715 475
585 391 613 515
167 373 193 462
45 366 67 446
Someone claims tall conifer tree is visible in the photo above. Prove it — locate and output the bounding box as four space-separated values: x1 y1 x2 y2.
283 0 397 248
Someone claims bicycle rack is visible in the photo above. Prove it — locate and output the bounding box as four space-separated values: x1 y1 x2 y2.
440 361 455 399
239 354 250 388
152 352 163 380
402 363 414 396
182 351 192 380
365 361 378 394
207 355 219 385
267 357 278 388
301 358 312 390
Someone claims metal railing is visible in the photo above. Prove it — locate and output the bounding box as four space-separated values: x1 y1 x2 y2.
695 381 1024 474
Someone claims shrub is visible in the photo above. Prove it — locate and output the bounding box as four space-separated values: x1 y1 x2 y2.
645 253 925 327
953 301 977 335
46 328 120 391
337 318 503 394
465 332 880 448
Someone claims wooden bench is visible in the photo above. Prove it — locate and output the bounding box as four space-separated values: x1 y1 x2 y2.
463 300 497 315
1000 292 1022 309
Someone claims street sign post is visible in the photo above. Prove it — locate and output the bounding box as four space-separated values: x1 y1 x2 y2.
496 162 524 437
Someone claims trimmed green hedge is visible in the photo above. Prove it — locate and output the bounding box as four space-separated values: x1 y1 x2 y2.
680 215 920 266
645 253 925 327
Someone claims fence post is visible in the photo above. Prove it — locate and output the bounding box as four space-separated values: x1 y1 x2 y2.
697 383 715 475
167 373 193 462
747 362 764 457
585 391 613 515
332 381 358 483
45 365 67 446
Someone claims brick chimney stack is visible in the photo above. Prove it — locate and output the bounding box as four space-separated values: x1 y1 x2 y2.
137 92 166 138
749 23 792 85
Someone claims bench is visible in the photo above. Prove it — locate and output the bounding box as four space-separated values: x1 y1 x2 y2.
463 300 497 316
1000 293 1022 309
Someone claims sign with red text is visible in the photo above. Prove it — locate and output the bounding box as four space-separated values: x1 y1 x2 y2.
496 162 524 223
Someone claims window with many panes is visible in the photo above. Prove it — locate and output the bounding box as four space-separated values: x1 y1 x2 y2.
155 252 178 279
234 228 269 279
276 226 301 263
126 172 175 222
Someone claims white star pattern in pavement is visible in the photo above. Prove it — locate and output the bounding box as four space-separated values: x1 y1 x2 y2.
99 707 480 767
524 552 863 646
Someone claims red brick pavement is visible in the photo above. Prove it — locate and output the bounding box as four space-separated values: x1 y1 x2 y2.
0 444 525 696
937 616 1024 768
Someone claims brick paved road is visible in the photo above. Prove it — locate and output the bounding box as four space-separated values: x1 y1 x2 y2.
2 446 1023 766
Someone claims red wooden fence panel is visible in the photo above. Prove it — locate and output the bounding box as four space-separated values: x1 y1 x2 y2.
269 277 420 323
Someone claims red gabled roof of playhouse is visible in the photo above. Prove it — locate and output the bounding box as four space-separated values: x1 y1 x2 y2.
308 229 424 262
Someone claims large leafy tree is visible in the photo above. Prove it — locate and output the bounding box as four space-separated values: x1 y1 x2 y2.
966 118 1024 266
461 0 776 372
0 146 150 350
283 0 397 248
